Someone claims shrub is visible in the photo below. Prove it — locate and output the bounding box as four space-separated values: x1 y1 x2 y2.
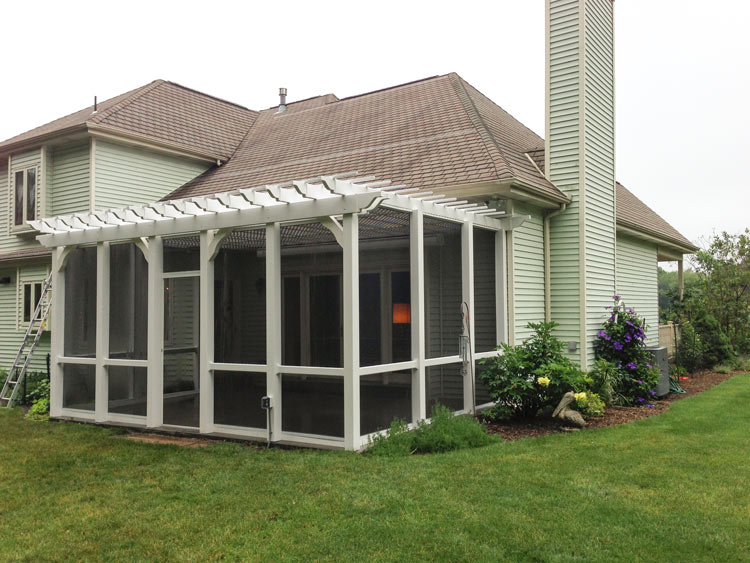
676 321 704 373
573 391 605 417
594 297 659 407
714 365 733 375
480 322 587 419
367 405 495 456
692 311 735 368
26 398 50 421
588 359 624 406
731 356 750 371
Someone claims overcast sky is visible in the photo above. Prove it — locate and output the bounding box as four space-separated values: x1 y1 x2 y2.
1 0 747 254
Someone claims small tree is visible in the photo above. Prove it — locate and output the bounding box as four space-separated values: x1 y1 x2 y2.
691 230 750 354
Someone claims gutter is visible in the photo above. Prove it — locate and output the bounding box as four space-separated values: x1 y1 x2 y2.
543 202 567 322
616 223 698 255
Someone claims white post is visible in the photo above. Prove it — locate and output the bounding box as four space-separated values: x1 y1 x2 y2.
49 247 66 417
496 230 508 344
266 223 282 442
199 231 213 434
342 213 360 450
146 236 164 428
410 210 426 422
461 222 475 412
95 242 110 422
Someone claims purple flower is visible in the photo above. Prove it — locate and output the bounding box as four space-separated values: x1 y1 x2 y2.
647 404 655 409
637 397 645 403
613 341 623 351
624 335 632 343
649 390 656 396
605 335 611 341
626 307 635 313
626 362 637 370
613 295 621 301
597 330 607 338
646 363 652 368
637 380 643 385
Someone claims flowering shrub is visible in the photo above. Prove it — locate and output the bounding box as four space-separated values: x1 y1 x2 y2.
573 391 605 417
480 322 589 419
594 297 659 407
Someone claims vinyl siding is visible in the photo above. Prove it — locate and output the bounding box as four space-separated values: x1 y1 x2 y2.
0 262 51 373
49 141 90 216
616 234 658 342
513 202 546 344
547 0 616 367
94 140 209 210
548 0 583 361
582 0 616 362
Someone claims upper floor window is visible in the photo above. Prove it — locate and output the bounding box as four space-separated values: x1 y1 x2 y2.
13 167 37 228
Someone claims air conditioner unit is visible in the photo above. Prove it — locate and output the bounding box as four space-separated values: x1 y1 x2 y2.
646 346 670 398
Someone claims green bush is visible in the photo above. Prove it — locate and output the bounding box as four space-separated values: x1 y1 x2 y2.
588 359 624 406
0 370 50 406
594 297 659 407
573 391 605 417
731 356 750 371
713 365 733 375
692 311 734 368
366 405 495 456
479 322 587 419
26 398 50 421
676 321 704 373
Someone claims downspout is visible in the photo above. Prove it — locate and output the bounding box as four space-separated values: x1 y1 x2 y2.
544 203 567 322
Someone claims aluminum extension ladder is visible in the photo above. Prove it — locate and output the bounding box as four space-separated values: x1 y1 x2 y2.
0 273 52 408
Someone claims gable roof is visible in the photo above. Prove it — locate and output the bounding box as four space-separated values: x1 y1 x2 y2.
616 182 697 252
0 80 258 160
166 73 567 203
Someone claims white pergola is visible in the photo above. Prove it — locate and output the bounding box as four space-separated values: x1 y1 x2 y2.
32 172 526 450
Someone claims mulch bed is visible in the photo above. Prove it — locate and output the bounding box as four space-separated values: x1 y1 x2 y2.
483 370 739 441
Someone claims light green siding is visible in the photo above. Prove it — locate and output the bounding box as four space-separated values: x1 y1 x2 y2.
513 203 546 344
49 141 90 217
94 140 209 210
0 262 51 373
616 234 658 342
547 0 616 368
582 0 616 360
548 0 583 360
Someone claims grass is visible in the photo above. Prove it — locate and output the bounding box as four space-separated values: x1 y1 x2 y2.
1 375 749 562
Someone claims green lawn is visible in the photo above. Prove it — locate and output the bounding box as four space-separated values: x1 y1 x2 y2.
1 376 748 562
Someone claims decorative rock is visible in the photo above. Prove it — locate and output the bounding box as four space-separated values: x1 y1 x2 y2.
552 392 586 428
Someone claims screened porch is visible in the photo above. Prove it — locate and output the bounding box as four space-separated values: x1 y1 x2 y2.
33 173 524 450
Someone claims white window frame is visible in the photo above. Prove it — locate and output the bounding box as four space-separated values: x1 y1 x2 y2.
11 166 39 232
20 280 44 327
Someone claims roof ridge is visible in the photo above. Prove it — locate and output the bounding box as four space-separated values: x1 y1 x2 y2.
448 73 514 181
163 81 256 113
89 80 165 125
335 74 444 104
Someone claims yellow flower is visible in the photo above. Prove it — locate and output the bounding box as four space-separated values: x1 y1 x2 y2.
537 376 551 387
574 392 587 403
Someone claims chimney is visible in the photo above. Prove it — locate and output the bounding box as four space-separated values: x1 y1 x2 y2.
277 87 287 113
545 0 616 369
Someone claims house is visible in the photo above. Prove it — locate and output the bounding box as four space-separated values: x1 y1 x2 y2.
1 0 697 450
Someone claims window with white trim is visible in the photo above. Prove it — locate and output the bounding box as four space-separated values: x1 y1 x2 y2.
13 167 38 228
22 281 43 324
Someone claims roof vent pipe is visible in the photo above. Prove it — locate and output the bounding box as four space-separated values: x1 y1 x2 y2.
277 87 287 113
93 96 97 114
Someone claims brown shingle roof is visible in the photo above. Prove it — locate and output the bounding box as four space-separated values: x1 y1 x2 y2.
616 182 697 251
166 73 566 202
0 81 258 160
525 149 695 251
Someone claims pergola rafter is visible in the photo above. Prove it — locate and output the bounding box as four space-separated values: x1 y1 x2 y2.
31 173 518 248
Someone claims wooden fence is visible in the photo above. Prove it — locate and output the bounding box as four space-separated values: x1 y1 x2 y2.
658 322 680 358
